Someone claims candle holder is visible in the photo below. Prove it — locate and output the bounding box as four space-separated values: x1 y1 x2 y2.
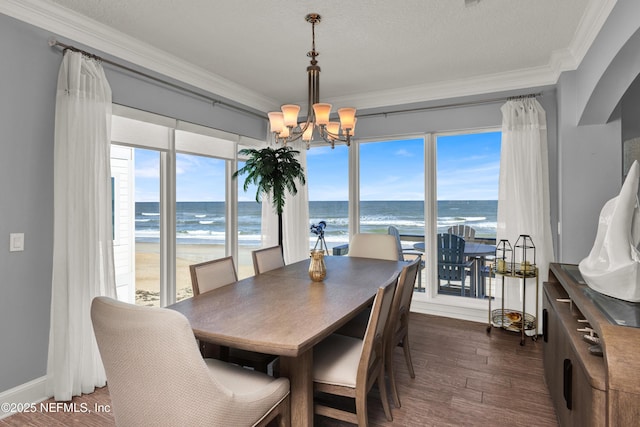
514 235 536 276
495 239 513 273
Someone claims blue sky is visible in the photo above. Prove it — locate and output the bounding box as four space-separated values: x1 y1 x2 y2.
134 132 501 202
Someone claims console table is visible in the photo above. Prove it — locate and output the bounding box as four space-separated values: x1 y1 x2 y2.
544 263 640 426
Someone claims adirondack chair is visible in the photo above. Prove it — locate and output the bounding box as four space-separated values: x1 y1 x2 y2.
447 224 476 241
437 233 475 296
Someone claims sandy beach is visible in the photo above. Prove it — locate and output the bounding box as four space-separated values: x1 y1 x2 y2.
135 242 259 305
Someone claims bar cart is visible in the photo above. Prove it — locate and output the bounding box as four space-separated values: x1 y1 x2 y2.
486 235 539 345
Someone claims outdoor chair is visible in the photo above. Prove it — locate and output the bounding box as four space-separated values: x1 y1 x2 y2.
190 256 278 374
91 297 290 427
437 233 475 296
388 225 425 290
447 224 477 241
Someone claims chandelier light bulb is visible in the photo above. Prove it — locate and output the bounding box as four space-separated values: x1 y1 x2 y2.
281 104 300 128
279 125 290 139
302 123 314 141
338 108 356 131
326 121 340 139
268 112 284 134
313 103 332 126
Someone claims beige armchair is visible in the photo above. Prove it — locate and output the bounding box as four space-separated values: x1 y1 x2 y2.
252 246 285 274
312 279 396 425
190 256 278 374
91 296 290 427
347 233 399 261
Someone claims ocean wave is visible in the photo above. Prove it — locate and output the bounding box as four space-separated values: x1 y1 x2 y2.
194 214 206 218
462 216 486 222
141 212 160 216
199 220 214 225
135 219 150 223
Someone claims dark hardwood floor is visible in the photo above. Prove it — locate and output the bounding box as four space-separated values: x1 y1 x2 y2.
1 313 558 427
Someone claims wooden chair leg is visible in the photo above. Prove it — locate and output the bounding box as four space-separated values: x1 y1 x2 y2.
386 348 401 408
377 370 393 421
355 390 369 427
401 335 416 378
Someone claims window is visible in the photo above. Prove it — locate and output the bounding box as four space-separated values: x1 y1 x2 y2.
175 153 226 301
432 130 501 298
237 159 262 279
306 145 349 253
110 107 257 306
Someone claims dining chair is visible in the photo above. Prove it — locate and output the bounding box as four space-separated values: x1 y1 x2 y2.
190 256 278 374
91 297 290 427
385 257 421 407
334 258 420 408
437 233 475 296
252 245 285 274
313 279 396 425
347 233 399 261
387 225 425 290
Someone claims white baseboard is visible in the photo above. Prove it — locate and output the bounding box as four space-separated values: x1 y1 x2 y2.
411 298 489 324
0 376 50 419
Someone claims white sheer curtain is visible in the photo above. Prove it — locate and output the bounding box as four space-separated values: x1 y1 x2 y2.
261 142 310 264
497 98 554 318
47 51 116 401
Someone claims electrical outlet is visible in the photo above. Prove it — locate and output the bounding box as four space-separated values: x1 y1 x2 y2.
10 233 24 252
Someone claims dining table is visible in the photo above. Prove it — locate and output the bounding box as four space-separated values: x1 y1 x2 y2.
168 255 405 427
413 240 495 297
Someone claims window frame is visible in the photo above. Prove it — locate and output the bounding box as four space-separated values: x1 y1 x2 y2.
110 104 262 306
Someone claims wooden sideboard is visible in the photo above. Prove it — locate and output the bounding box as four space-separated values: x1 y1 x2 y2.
544 263 640 426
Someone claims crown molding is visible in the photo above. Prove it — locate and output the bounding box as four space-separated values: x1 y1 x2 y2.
1 0 615 115
568 0 619 69
0 0 279 113
326 65 561 111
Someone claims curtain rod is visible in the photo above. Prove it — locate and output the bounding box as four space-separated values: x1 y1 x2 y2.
357 92 542 119
47 38 267 120
47 39 542 123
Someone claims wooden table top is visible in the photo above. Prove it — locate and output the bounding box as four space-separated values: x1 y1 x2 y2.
168 255 405 358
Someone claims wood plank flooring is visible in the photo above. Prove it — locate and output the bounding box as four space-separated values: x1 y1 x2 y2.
1 313 558 427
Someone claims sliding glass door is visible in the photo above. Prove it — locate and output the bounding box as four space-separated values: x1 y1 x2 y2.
175 153 226 301
434 131 501 298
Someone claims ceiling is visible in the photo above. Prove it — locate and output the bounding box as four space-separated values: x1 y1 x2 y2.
21 1 616 113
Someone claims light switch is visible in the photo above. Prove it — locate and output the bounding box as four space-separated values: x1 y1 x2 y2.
10 233 24 252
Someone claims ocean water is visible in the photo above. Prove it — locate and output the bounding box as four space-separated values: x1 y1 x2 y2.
136 200 497 248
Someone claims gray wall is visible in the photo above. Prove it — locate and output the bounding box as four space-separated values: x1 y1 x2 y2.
0 13 267 393
0 14 58 393
556 0 640 264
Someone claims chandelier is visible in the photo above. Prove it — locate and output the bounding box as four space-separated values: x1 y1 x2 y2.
267 13 356 149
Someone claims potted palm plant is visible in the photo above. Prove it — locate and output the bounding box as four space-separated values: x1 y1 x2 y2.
233 146 306 250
